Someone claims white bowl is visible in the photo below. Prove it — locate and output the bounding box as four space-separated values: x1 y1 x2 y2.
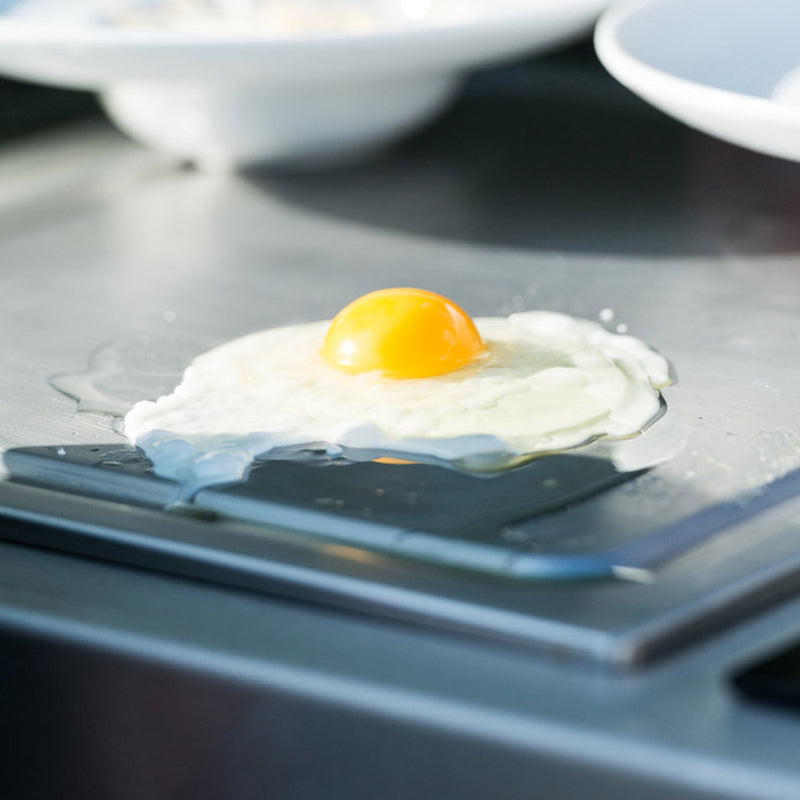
0 0 612 169
595 0 800 164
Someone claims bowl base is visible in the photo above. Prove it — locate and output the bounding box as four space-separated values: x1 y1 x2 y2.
101 76 460 170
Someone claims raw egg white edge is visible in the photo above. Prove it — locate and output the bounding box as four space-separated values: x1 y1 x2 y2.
123 310 673 495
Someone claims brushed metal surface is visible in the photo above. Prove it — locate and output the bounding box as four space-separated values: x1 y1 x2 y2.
3 58 800 665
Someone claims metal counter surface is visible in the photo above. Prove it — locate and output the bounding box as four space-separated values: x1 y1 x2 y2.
2 51 800 798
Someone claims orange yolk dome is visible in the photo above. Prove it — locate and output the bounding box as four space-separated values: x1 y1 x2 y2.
320 288 488 379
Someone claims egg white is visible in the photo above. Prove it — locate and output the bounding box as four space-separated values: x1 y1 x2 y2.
123 311 672 494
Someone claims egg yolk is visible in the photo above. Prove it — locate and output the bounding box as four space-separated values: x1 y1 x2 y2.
320 288 487 379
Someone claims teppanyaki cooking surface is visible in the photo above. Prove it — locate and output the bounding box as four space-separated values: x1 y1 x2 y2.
4 52 800 664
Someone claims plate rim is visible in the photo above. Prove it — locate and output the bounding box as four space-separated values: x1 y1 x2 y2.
594 0 800 159
0 0 611 49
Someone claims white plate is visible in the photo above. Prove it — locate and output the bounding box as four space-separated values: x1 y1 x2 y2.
595 0 800 163
0 0 611 168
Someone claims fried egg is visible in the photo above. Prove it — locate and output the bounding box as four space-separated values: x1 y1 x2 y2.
124 288 672 494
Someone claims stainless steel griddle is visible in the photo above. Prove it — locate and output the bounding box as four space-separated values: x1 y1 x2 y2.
7 49 800 800
3 54 800 676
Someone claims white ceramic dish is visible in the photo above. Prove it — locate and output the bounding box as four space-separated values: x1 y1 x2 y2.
0 0 611 168
596 0 800 163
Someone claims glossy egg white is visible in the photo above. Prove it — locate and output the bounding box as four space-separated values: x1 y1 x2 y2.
123 310 672 495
